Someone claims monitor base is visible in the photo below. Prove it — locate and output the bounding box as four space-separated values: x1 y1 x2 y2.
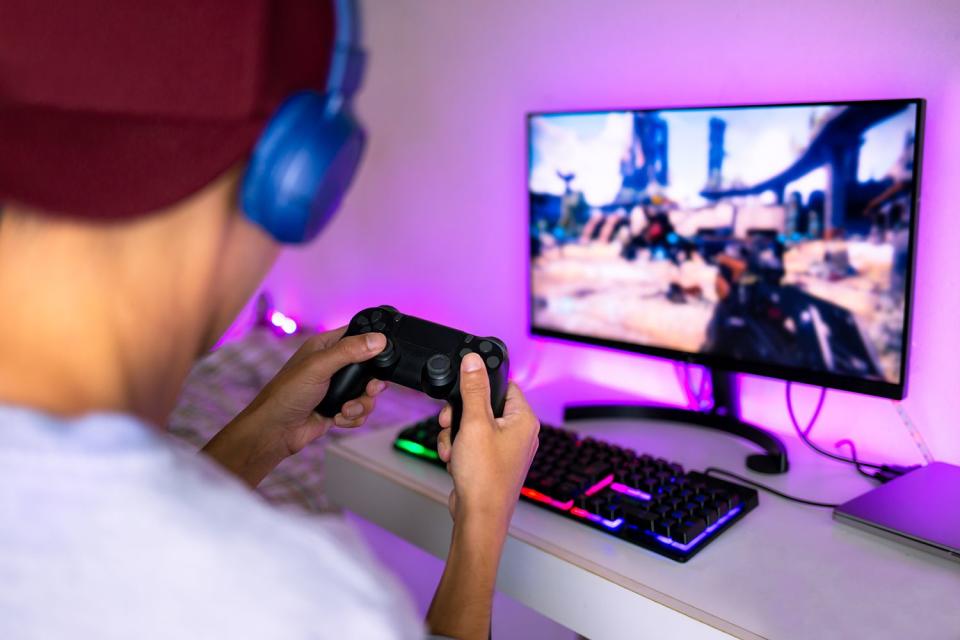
562 368 789 474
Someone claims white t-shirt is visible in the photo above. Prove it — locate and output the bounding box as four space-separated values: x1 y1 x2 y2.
0 405 424 639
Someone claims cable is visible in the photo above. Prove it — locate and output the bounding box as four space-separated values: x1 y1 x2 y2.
676 362 711 412
704 467 840 509
834 439 876 480
785 382 885 470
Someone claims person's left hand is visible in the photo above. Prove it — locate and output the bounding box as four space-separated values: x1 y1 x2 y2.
202 326 388 486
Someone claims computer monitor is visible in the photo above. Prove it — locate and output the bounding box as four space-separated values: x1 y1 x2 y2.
528 99 924 402
528 99 925 472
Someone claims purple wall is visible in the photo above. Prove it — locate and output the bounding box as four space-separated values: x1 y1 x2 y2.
256 0 960 464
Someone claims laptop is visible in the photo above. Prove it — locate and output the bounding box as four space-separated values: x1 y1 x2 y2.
834 462 960 562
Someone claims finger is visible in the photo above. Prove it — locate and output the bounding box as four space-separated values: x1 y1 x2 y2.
459 353 493 425
501 382 533 419
365 378 388 397
438 404 452 429
333 413 366 428
341 394 376 420
447 489 457 521
281 326 349 371
437 427 452 463
302 332 386 384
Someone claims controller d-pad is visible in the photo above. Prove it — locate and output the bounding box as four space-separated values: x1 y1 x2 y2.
371 309 383 322
373 321 386 331
356 315 370 327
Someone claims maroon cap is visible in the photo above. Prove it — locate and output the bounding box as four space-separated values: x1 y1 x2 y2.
0 0 335 219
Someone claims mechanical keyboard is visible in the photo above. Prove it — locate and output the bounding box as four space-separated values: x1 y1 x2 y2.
394 417 759 562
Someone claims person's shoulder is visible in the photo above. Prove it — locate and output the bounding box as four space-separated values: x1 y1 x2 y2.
0 408 422 639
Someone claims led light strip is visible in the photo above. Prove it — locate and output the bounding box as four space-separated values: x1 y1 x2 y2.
570 507 623 530
584 474 614 496
609 482 652 501
520 487 574 511
394 439 439 460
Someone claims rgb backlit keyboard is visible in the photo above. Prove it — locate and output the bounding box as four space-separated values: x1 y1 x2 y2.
394 418 759 562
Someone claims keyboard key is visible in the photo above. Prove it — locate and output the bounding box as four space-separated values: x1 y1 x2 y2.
572 461 612 483
655 518 677 537
676 518 707 544
601 503 622 521
621 505 657 529
555 482 579 502
566 473 590 491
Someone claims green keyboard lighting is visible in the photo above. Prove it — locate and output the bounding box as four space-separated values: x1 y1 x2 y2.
394 438 440 460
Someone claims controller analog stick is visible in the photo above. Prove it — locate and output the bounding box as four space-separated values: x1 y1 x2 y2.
373 338 399 367
426 354 455 386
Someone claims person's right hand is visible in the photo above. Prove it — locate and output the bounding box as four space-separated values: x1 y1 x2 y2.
436 353 540 533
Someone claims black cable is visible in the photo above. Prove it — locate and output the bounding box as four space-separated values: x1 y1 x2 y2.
834 439 877 480
704 467 840 509
785 382 885 470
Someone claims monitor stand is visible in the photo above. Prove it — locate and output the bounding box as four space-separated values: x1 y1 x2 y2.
563 367 789 474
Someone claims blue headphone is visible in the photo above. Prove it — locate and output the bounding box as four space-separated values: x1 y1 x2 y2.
240 0 366 244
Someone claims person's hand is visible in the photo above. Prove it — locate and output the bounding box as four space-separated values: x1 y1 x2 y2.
202 326 388 486
425 355 539 640
435 353 540 532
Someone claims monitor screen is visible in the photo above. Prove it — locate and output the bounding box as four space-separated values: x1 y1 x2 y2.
528 99 924 399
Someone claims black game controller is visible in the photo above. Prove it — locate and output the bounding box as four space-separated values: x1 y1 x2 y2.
316 306 509 440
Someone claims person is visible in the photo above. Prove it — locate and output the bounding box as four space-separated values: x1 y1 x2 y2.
0 2 540 639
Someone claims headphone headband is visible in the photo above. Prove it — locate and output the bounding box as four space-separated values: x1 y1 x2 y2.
326 0 365 111
239 0 368 244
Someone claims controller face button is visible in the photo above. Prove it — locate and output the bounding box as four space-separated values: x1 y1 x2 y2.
478 340 493 354
485 355 501 370
458 347 472 359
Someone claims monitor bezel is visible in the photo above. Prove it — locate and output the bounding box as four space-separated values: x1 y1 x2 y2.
527 98 926 400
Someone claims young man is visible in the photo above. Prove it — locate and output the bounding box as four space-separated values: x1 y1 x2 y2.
0 2 539 639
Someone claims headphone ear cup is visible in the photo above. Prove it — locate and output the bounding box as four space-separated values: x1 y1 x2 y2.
241 91 366 244
303 110 365 241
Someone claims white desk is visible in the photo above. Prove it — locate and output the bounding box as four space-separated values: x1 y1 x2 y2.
326 386 960 639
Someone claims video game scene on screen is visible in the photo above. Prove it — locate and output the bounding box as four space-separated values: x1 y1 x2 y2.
529 102 919 384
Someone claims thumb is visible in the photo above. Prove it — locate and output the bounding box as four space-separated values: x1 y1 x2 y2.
459 353 493 424
301 332 386 385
